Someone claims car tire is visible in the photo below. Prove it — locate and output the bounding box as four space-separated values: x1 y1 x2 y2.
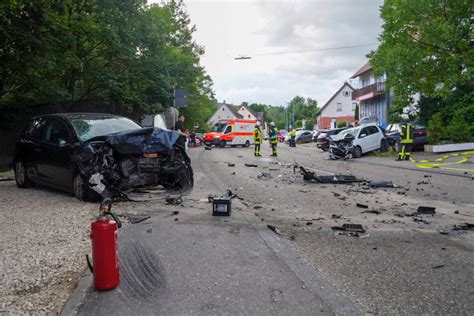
219 140 226 148
73 174 99 202
380 140 388 152
353 146 362 158
230 145 237 148
244 140 250 147
14 161 33 188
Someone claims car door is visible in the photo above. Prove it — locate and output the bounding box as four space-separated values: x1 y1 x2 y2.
20 117 48 183
38 118 75 189
369 126 382 150
358 127 371 152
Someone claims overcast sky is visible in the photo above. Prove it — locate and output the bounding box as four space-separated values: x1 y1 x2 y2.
184 0 384 107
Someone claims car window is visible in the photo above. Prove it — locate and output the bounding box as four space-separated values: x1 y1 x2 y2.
28 118 47 140
224 126 232 134
41 119 72 144
359 127 370 138
368 126 379 135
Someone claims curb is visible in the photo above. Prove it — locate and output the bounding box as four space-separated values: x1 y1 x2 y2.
60 270 92 316
255 226 364 316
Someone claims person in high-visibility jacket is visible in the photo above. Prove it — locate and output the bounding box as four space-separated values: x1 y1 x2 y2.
288 128 296 147
268 122 279 157
397 114 413 161
253 122 262 157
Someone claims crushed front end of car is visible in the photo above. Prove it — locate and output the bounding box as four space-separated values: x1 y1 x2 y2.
72 127 193 201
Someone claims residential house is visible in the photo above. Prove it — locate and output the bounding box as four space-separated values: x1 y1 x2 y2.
316 82 356 129
351 62 390 128
237 103 266 133
207 101 243 126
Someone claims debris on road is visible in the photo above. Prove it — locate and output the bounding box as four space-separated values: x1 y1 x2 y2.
362 210 381 214
369 180 395 188
356 203 369 209
332 214 342 219
417 206 436 214
122 214 151 224
172 211 179 215
205 145 212 150
267 224 280 235
432 264 445 269
298 165 363 184
257 172 272 180
228 163 235 167
254 205 263 210
245 163 258 167
453 223 474 231
166 197 183 205
331 224 367 237
146 228 152 233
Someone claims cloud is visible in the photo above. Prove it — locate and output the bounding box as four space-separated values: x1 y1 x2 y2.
185 0 384 106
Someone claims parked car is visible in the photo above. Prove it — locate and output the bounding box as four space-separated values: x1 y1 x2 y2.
295 130 314 144
315 127 349 150
385 123 428 151
13 113 193 201
332 123 388 158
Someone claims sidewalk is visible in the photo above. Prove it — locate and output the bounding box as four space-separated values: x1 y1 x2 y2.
62 209 363 315
358 151 474 177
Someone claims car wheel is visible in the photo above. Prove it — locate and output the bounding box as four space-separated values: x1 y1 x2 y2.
244 140 250 147
353 146 362 158
14 161 32 188
219 140 226 148
73 174 99 202
380 140 388 152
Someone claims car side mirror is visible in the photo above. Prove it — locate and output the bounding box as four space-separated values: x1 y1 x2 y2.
59 139 70 147
359 134 367 138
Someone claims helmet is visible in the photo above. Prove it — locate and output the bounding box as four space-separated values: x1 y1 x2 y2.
270 122 275 126
400 114 409 122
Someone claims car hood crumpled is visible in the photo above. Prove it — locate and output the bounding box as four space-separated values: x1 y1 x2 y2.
98 127 181 155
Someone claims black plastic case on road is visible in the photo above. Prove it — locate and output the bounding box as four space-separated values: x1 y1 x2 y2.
212 199 231 216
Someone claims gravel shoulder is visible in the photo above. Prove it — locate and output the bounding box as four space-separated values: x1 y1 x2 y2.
0 172 96 315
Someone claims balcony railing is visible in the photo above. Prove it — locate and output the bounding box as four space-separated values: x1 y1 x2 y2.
352 82 385 102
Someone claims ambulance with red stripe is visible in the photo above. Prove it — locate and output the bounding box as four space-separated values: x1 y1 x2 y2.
204 119 256 148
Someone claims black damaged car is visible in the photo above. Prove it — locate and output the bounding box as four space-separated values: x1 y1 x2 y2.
13 113 193 201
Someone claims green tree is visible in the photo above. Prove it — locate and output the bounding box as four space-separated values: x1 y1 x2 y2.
369 0 473 108
354 104 360 121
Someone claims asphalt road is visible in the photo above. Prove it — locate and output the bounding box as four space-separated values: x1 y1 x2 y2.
65 143 474 315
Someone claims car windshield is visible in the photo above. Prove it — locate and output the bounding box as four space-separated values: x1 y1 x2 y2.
210 122 227 132
339 128 359 138
68 115 142 141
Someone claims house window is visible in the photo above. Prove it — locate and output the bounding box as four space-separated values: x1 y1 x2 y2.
222 108 225 111
336 102 342 111
343 91 350 97
352 102 357 111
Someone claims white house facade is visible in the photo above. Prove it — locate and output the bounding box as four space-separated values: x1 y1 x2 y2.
316 82 356 129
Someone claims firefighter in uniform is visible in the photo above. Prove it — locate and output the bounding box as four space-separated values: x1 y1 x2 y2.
268 122 278 157
397 114 413 161
253 122 262 157
288 128 296 147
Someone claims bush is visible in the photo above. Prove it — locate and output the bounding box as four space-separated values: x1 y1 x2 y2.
446 104 474 143
336 121 349 128
427 113 445 144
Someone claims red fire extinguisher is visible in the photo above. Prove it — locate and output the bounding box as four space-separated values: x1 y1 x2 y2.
86 198 122 291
